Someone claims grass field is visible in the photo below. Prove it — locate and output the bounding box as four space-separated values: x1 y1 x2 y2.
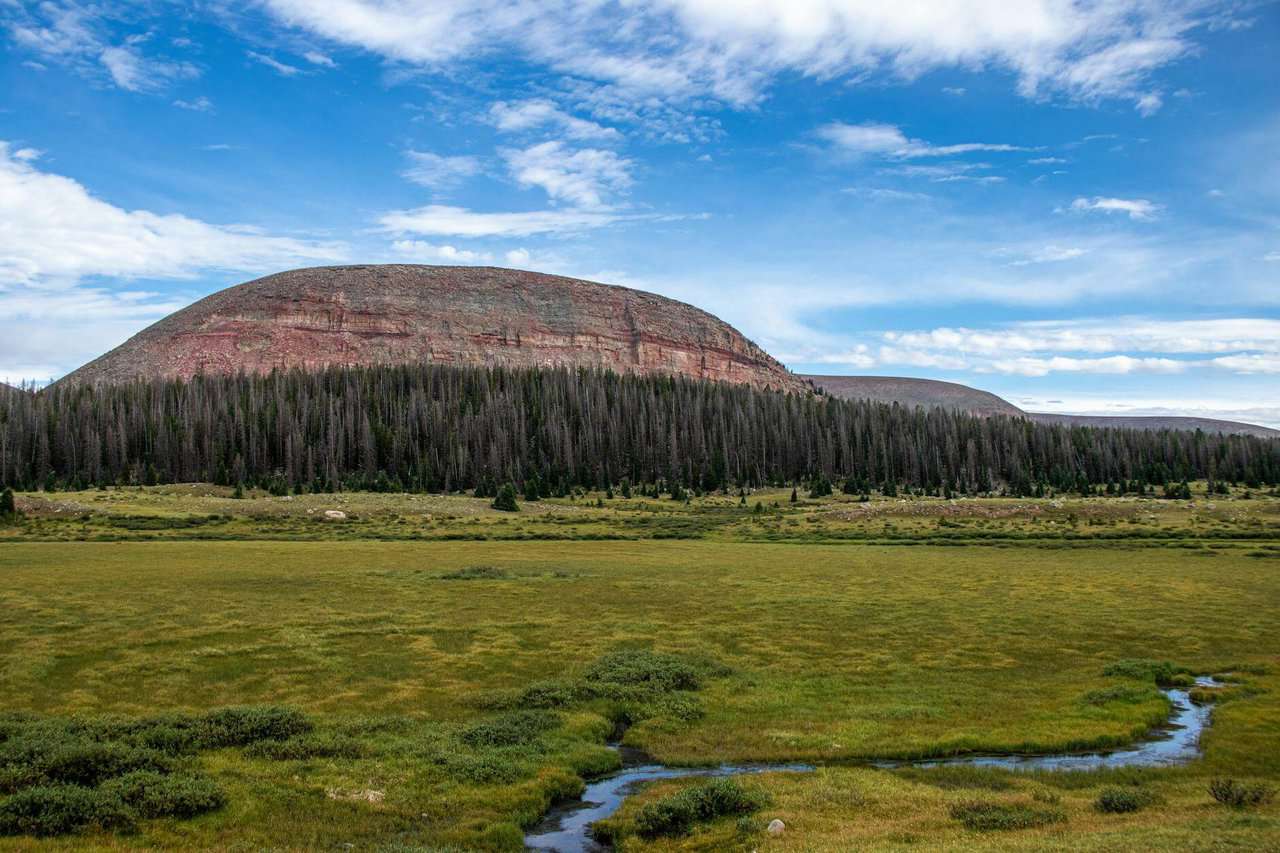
1 488 1278 849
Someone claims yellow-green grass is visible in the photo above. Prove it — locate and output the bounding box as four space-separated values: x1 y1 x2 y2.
1 537 1278 849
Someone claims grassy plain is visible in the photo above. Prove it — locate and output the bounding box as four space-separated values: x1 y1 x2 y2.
1 486 1278 849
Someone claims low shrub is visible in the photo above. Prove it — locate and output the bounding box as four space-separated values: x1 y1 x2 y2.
1101 659 1188 686
517 680 583 709
0 734 170 791
1209 778 1275 808
101 771 225 818
633 777 768 839
440 565 510 580
244 733 366 761
0 784 134 837
459 710 561 748
1094 786 1159 813
435 750 530 784
197 706 312 748
949 799 1066 831
583 650 702 692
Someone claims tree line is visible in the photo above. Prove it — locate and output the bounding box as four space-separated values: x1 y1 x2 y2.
0 364 1276 496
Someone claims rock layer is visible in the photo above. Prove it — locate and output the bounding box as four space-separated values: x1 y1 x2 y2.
60 265 806 393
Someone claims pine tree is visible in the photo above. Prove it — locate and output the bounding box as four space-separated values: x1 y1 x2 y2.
790 486 798 503
492 483 519 512
0 487 15 517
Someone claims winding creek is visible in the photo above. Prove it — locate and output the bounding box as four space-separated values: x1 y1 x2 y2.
524 678 1222 852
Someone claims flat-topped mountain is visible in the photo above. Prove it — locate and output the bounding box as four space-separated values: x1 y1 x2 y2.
1027 412 1279 439
59 265 807 393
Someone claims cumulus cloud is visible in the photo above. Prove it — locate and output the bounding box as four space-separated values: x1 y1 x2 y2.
258 0 1214 112
1068 196 1162 220
0 143 346 286
0 142 347 380
501 142 633 208
173 95 214 112
489 99 621 141
391 240 493 263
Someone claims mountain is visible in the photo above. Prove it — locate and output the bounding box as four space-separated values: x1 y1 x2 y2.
803 375 1024 417
58 265 807 393
1026 413 1279 439
805 374 1278 438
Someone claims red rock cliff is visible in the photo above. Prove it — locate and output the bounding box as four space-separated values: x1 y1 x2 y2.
60 265 807 393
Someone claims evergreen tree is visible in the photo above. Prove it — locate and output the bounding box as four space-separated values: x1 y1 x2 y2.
0 487 15 517
790 486 798 503
492 483 519 512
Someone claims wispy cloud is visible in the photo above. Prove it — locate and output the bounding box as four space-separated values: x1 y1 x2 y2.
501 142 632 208
489 99 621 141
1067 196 1162 220
247 50 302 76
401 150 483 191
818 122 1027 159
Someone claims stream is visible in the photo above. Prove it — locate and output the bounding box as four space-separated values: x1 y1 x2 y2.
524 678 1220 852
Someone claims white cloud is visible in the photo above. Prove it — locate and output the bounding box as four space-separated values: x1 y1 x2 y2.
173 96 214 112
401 150 483 190
986 355 1188 376
0 142 347 381
1068 196 1162 220
378 204 626 237
1263 251 1280 262
818 122 1026 158
1209 354 1280 374
391 240 493 263
1029 156 1067 164
259 0 1212 112
489 99 621 141
247 50 303 76
941 86 966 96
1000 245 1087 265
501 142 633 208
0 142 346 287
99 44 198 93
303 50 336 67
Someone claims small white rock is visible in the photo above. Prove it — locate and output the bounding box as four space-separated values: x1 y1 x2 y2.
323 510 347 520
767 818 785 836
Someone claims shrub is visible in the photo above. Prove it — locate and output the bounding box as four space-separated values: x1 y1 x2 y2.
491 484 519 512
1101 659 1188 686
517 680 582 709
440 565 509 581
102 771 226 818
460 710 561 749
949 800 1066 831
1095 787 1158 813
0 734 170 790
633 777 767 839
583 650 702 692
197 706 312 748
0 784 134 836
1209 778 1275 808
244 733 366 761
436 750 530 784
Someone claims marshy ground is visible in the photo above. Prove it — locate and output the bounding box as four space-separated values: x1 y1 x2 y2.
1 485 1277 849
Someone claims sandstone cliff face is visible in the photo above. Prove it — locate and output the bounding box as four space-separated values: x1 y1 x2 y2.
61 265 807 393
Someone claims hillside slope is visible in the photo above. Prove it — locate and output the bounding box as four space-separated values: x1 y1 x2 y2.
59 265 807 393
802 375 1024 417
805 374 1277 437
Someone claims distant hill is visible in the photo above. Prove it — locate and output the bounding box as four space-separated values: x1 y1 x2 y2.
804 374 1278 438
803 375 1024 417
58 265 808 394
1027 413 1279 439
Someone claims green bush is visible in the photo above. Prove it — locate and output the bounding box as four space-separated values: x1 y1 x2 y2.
517 680 583 709
1209 778 1275 808
583 650 702 692
1095 787 1158 813
0 733 170 791
440 565 510 580
101 771 225 818
435 750 531 784
459 710 561 748
491 484 519 512
949 800 1066 831
0 784 134 836
1081 685 1157 706
244 733 366 760
197 706 312 748
1101 659 1188 686
633 777 768 839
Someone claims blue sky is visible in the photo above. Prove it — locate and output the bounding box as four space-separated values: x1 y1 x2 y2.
2 0 1278 425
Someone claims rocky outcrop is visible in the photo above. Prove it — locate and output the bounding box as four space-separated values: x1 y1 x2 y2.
59 265 807 393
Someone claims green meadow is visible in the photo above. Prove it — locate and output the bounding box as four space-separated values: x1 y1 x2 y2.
1 488 1278 849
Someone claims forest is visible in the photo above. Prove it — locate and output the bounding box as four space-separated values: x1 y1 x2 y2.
1 365 1276 496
